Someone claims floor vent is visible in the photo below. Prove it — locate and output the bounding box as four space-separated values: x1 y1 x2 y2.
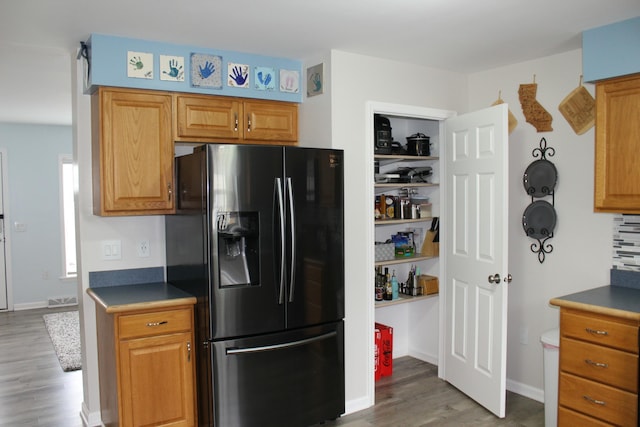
47 296 78 308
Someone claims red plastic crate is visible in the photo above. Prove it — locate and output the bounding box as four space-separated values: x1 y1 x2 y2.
374 322 393 378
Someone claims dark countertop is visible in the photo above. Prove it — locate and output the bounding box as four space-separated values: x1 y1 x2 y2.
550 285 640 321
87 282 196 313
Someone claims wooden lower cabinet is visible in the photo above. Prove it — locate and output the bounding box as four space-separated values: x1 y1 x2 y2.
557 308 639 426
95 304 197 427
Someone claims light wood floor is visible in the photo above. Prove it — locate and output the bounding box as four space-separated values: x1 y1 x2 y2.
0 308 544 427
324 357 545 426
0 306 84 427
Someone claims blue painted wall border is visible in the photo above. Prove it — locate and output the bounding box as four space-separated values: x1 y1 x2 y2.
86 33 303 103
583 16 640 82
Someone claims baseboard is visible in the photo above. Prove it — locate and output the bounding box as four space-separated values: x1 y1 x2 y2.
13 301 48 311
507 378 544 403
408 349 438 365
81 401 103 426
344 394 372 416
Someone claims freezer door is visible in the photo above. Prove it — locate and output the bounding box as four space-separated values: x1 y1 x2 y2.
212 321 345 427
207 144 287 339
284 148 344 328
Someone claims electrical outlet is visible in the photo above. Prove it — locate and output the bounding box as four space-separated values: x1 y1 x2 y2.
137 240 150 257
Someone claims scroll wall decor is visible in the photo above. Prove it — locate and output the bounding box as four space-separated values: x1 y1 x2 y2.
522 137 557 263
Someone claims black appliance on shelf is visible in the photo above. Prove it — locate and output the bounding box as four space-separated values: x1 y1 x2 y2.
374 114 392 154
166 144 345 427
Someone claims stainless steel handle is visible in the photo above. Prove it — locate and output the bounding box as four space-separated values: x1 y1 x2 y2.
583 395 606 406
146 321 168 327
275 178 286 304
168 183 172 201
187 341 191 362
488 273 501 284
226 331 337 355
585 328 609 336
234 113 238 132
286 177 296 303
585 359 609 368
247 114 251 132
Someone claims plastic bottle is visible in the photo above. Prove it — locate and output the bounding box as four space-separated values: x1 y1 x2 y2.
391 270 399 300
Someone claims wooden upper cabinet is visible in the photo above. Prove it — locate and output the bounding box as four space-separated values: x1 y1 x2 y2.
594 73 640 213
243 99 298 143
174 94 298 144
92 87 175 216
174 94 242 141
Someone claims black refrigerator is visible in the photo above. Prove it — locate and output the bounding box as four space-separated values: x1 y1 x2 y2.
166 144 345 427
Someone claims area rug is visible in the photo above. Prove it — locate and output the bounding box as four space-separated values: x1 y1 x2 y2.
43 310 81 372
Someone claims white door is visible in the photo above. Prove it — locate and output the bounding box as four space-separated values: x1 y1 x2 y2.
442 104 509 417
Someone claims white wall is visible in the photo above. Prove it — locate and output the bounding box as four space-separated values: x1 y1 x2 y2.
468 49 613 399
0 123 77 309
326 50 468 412
72 57 168 425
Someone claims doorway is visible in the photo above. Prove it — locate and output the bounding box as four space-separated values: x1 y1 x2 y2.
0 151 9 310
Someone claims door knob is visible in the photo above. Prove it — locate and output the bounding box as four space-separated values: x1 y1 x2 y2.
504 274 512 283
488 273 501 284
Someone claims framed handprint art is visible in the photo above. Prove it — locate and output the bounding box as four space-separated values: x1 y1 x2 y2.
306 63 323 97
160 55 185 81
191 53 222 89
279 69 299 93
127 51 153 79
254 67 276 91
227 63 249 88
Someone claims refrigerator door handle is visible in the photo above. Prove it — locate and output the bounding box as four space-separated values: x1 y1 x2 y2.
286 177 296 302
275 178 286 304
225 331 337 355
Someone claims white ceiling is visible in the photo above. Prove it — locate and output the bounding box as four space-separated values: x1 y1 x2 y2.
1 0 639 125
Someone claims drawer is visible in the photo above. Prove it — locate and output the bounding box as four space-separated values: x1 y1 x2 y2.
561 310 639 353
118 308 192 339
558 406 615 426
560 336 639 392
559 372 637 426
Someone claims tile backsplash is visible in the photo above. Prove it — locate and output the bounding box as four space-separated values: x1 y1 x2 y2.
613 214 640 272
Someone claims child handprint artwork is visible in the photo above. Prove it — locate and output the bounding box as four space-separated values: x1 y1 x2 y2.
227 63 249 88
127 51 153 79
279 69 299 93
160 55 185 81
191 54 222 89
254 67 275 91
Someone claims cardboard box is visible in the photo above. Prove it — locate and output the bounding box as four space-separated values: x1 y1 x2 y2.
374 322 393 378
418 274 439 295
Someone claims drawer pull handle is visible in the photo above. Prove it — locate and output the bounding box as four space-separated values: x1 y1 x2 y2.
585 359 609 368
146 321 168 327
585 327 608 336
583 395 606 406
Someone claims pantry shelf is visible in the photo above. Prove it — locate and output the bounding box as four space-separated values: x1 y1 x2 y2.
375 292 438 308
374 255 436 267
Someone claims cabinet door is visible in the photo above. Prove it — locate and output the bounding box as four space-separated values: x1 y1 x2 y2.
594 74 640 213
174 94 242 141
244 99 298 143
93 88 174 215
119 332 196 427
